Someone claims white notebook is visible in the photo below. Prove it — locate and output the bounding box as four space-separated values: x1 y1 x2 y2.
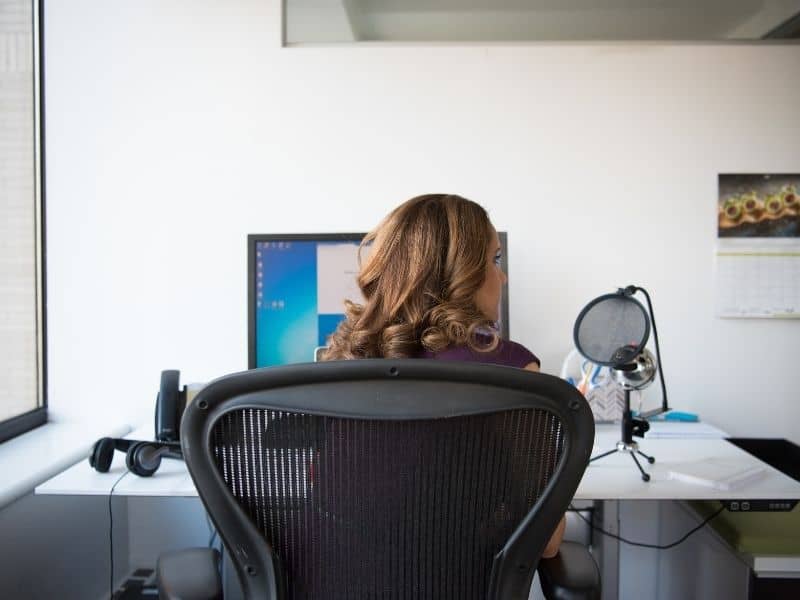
667 458 766 491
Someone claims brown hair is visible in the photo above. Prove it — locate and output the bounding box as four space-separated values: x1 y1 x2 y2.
323 194 499 360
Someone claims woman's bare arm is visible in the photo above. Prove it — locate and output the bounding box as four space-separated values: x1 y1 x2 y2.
541 515 566 559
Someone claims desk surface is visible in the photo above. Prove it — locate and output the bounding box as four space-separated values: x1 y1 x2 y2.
36 423 800 501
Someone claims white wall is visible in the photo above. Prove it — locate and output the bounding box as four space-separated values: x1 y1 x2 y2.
44 1 800 442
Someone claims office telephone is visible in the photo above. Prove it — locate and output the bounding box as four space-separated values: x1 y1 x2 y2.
154 369 186 442
89 370 194 477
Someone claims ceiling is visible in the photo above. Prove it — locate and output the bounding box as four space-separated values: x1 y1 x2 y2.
286 0 800 43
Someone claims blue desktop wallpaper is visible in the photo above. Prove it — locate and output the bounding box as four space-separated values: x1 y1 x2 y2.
255 240 352 367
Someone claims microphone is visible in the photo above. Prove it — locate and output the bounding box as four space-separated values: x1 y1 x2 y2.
611 344 640 367
573 285 667 481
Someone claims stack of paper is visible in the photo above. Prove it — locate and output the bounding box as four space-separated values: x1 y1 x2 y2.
646 421 728 439
667 458 766 491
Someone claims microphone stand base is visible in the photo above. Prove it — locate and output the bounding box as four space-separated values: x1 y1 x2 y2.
590 388 656 481
590 440 656 482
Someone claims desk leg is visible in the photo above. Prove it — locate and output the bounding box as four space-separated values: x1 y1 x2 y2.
111 495 132 594
598 500 620 600
619 501 662 599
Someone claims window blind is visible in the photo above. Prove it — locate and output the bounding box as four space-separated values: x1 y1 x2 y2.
0 0 43 433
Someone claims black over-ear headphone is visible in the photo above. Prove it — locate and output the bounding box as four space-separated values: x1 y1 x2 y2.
89 437 183 477
125 440 183 477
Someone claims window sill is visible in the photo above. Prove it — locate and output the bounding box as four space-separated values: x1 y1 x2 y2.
0 421 131 510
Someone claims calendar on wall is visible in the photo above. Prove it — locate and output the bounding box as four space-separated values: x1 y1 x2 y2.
715 174 800 319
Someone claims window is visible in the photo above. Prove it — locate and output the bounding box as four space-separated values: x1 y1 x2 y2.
0 0 45 443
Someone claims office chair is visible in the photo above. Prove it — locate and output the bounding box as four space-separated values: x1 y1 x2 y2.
158 360 600 600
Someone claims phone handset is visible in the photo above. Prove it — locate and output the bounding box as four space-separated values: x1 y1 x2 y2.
155 370 185 442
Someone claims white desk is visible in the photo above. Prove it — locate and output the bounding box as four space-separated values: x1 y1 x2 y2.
36 423 800 501
36 424 196 497
580 430 800 501
35 422 800 600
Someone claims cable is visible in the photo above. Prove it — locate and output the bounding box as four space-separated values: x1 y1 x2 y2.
108 470 129 600
569 503 724 549
634 286 669 414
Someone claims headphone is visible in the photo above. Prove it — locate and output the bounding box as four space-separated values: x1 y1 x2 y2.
89 437 183 477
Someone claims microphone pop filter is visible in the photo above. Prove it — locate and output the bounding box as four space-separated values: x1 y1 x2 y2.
573 292 650 367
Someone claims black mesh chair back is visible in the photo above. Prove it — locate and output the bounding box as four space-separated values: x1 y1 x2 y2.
181 360 594 600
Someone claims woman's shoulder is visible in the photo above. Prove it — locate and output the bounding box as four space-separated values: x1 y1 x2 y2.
420 336 540 370
497 338 540 369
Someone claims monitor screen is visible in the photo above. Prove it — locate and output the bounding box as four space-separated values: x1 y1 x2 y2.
248 232 509 368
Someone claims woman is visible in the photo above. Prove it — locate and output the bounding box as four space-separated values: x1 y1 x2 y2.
323 193 566 558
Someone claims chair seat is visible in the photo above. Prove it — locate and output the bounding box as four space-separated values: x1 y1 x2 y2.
538 541 601 600
157 547 223 600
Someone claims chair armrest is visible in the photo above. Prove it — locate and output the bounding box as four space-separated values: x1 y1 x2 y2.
157 547 223 600
537 541 601 600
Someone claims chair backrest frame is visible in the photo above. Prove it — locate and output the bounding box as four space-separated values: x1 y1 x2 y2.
181 359 594 600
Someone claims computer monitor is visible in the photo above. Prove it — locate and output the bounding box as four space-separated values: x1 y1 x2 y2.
248 232 509 368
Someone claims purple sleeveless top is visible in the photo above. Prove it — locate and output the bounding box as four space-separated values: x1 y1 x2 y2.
416 337 540 369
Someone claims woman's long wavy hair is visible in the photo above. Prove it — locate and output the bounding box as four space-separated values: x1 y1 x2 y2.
323 194 499 360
